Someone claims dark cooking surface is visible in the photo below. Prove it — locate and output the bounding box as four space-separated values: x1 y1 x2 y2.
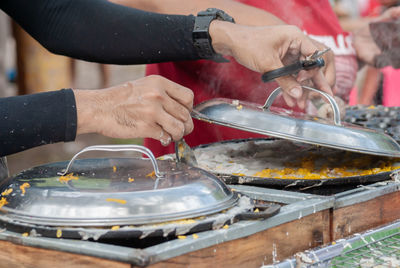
345 106 400 142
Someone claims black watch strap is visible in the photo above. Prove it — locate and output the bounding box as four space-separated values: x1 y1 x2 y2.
193 8 235 63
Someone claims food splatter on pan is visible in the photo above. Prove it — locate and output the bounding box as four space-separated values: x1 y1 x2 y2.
59 173 79 183
194 139 400 180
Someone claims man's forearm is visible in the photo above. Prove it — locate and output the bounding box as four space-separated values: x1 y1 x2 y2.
110 0 285 26
1 0 200 64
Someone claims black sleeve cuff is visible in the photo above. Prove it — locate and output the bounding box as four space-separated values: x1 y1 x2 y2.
64 89 77 142
0 89 77 156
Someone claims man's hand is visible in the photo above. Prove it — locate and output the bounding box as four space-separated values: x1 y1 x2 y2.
74 75 194 145
209 21 333 109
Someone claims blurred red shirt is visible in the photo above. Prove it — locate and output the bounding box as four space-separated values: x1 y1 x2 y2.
144 0 357 156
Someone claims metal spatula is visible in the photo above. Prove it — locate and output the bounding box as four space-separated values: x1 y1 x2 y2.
175 139 198 166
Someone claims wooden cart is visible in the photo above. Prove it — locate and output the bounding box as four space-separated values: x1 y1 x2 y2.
0 180 399 267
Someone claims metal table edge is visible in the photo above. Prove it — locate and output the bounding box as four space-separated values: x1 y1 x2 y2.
0 230 150 266
333 181 400 208
228 184 319 204
144 196 334 264
0 189 334 267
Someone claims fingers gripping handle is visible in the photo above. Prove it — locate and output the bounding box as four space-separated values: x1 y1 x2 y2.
261 58 325 82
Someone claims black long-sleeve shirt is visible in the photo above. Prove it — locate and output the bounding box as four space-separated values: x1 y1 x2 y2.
0 0 202 157
0 89 76 156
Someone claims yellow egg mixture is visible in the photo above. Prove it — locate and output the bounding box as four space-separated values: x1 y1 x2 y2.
253 152 400 180
195 140 400 180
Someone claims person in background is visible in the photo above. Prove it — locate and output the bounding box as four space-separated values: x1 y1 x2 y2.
332 0 386 106
353 0 400 106
0 0 333 157
112 0 399 157
332 0 382 31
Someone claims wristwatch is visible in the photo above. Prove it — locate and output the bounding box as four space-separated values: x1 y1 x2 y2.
193 8 235 62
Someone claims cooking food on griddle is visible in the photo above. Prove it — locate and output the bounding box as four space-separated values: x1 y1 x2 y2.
194 139 400 180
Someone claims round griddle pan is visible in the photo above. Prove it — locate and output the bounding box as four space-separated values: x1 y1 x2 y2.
193 138 399 188
0 145 279 240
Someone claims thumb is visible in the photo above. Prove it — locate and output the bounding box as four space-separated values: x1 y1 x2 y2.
265 56 303 99
275 74 303 99
266 59 303 108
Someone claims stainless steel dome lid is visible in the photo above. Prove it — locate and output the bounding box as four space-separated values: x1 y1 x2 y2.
192 87 400 158
0 145 238 227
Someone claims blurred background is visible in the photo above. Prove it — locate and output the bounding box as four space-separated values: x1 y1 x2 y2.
331 0 400 106
2 0 400 174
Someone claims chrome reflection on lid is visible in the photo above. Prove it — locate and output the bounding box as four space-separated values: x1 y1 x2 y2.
0 146 238 227
192 87 400 158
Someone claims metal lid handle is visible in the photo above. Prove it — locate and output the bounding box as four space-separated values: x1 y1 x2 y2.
57 145 163 178
262 86 341 126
